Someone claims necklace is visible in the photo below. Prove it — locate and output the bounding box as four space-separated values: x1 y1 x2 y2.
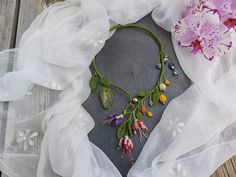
89 24 178 163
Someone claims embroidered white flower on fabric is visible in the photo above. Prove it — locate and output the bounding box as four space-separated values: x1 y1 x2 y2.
166 117 185 137
16 129 38 151
171 163 187 177
84 32 105 47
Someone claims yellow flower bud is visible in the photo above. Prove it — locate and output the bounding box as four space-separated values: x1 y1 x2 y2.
159 94 167 104
147 112 153 118
164 79 170 86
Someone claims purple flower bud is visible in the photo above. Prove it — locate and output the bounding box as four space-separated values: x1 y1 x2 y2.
103 113 124 126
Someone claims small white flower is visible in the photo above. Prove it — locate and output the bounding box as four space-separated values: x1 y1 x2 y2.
16 129 38 151
166 117 185 137
171 163 187 177
85 32 105 47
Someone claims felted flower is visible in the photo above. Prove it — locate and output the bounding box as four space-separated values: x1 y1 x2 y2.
117 135 134 163
132 119 148 141
164 79 171 86
159 83 167 91
16 129 39 151
103 113 124 126
147 112 153 118
159 94 167 104
174 10 232 60
140 105 147 114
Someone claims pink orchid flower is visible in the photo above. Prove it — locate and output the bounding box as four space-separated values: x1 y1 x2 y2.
173 1 232 60
205 0 236 30
181 0 207 18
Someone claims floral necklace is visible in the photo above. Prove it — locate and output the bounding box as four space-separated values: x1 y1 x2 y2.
89 24 178 163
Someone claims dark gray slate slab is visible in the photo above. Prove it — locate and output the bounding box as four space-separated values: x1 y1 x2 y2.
83 14 191 177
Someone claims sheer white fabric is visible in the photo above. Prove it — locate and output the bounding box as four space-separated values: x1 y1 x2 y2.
0 0 236 177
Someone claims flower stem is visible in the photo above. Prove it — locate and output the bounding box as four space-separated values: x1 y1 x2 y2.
92 58 132 99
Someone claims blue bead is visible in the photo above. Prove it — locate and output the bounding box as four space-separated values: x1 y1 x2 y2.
168 63 175 70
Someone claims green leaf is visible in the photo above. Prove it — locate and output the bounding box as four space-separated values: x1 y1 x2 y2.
136 110 143 119
127 121 133 137
100 77 111 86
117 123 127 140
137 91 148 98
151 89 159 107
89 73 99 93
100 86 113 110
